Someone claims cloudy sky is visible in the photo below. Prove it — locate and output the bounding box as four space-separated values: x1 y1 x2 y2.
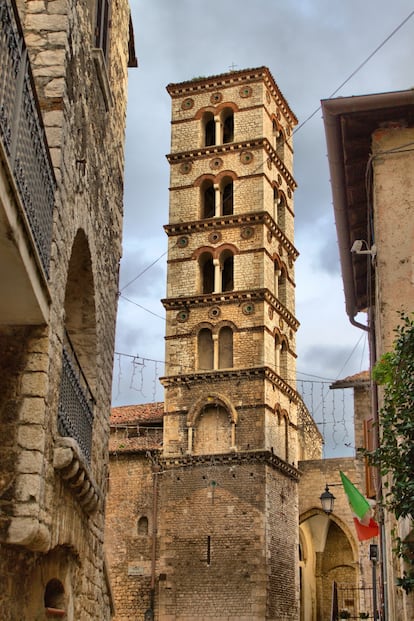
112 0 414 455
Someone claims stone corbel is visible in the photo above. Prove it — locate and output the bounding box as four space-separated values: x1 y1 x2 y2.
53 437 101 513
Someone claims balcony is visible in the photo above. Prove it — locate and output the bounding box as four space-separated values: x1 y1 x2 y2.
58 334 95 464
0 0 55 324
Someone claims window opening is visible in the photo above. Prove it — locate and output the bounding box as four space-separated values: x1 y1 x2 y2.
44 579 65 610
198 328 214 370
95 0 111 60
203 182 215 218
138 515 149 535
203 112 215 146
221 253 234 292
200 253 214 294
207 535 211 565
218 327 233 369
222 181 233 215
222 111 234 143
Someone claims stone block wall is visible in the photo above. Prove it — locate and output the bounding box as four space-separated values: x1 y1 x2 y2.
0 0 133 618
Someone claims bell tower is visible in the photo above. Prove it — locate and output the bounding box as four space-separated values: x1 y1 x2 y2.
159 67 300 620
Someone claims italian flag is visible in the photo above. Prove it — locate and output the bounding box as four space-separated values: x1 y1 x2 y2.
340 471 379 541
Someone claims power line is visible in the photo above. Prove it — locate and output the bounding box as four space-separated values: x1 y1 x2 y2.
293 8 414 135
119 9 414 305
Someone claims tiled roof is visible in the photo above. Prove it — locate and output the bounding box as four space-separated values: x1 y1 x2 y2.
330 370 370 389
109 434 162 453
110 402 164 425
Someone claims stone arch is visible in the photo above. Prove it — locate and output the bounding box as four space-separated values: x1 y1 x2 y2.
63 228 97 390
299 508 359 621
58 229 97 463
187 393 237 455
187 393 238 427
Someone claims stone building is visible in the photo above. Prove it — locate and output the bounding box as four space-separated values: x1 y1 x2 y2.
106 67 322 620
0 0 136 618
299 371 377 621
322 90 414 621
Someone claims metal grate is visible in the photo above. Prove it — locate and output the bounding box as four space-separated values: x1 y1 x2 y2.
58 342 95 464
0 0 55 276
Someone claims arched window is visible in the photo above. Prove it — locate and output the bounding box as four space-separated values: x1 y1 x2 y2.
198 328 214 370
218 327 233 369
274 262 281 298
222 109 234 144
273 187 280 223
278 193 287 229
137 515 149 536
202 180 215 218
193 404 232 454
273 120 284 161
59 230 96 463
275 335 281 374
280 340 288 379
221 251 234 292
221 179 233 216
203 112 215 147
278 269 287 306
44 579 65 611
199 252 214 294
282 415 289 461
276 128 285 162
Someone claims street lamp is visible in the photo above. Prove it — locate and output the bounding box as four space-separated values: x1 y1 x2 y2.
320 484 336 514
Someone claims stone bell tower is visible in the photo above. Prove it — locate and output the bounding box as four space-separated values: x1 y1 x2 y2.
159 67 300 620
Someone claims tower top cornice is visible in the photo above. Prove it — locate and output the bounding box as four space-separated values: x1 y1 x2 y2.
166 66 298 127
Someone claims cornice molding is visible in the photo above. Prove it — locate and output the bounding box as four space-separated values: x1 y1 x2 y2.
159 448 299 481
162 288 299 331
160 365 299 402
167 138 297 191
166 66 298 127
164 211 299 260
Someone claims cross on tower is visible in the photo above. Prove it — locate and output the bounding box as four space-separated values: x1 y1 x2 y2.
229 62 238 71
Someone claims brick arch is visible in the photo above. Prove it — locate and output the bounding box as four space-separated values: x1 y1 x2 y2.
194 170 238 187
194 101 239 120
187 393 238 427
212 319 237 335
192 243 239 261
192 321 214 335
273 328 288 347
192 246 215 260
216 243 238 260
272 253 287 273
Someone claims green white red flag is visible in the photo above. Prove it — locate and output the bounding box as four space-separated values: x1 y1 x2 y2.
340 471 379 541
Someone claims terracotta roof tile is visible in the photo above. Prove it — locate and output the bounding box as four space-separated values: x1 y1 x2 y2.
330 370 370 389
111 402 164 425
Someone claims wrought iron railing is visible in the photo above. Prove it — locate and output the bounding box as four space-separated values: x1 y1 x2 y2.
0 0 55 276
58 335 95 464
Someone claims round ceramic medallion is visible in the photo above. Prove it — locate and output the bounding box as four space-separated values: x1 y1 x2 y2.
208 306 221 319
181 98 194 110
210 92 223 104
176 310 189 323
240 86 252 98
240 151 253 165
210 157 223 170
180 162 192 174
242 302 255 315
177 236 189 248
208 231 222 244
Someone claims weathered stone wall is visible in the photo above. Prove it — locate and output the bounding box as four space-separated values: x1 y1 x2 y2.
371 127 414 621
0 0 132 618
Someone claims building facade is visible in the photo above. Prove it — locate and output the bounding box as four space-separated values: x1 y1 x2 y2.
0 0 135 618
322 90 414 621
106 67 322 621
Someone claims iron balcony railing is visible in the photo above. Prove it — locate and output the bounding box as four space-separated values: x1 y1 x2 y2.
58 334 95 464
0 0 55 276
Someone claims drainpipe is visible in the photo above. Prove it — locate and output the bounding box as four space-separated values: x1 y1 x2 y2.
367 307 388 621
